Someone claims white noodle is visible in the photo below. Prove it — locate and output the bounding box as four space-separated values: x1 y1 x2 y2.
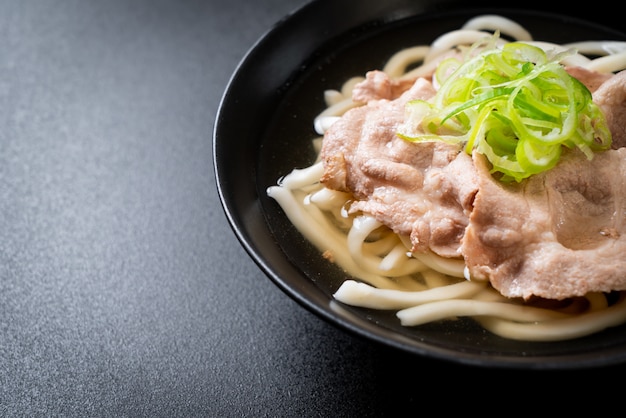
461 14 533 41
382 46 430 78
334 280 484 310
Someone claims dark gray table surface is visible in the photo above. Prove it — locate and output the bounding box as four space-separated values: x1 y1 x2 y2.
0 0 622 416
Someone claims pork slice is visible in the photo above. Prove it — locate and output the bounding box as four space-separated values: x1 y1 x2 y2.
462 148 626 300
593 70 626 149
320 77 478 258
319 65 626 301
351 70 418 103
565 66 613 93
321 77 438 193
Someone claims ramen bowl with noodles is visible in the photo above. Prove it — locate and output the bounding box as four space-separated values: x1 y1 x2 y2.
214 0 626 368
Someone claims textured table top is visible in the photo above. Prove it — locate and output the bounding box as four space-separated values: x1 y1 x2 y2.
1 0 623 416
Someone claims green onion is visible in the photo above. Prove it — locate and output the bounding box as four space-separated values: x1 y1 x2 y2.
397 35 612 182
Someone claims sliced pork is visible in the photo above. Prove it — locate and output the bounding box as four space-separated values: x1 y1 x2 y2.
320 68 626 300
321 73 478 258
351 70 418 103
463 149 626 300
565 66 612 93
593 70 626 149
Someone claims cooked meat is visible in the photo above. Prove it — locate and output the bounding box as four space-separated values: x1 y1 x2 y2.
565 66 612 93
562 67 626 148
321 73 478 258
320 68 626 300
352 70 418 103
593 70 626 149
463 148 626 300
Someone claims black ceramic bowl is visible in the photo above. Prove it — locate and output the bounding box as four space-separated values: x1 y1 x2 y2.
214 0 626 369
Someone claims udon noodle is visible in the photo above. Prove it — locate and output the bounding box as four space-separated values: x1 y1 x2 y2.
267 15 626 341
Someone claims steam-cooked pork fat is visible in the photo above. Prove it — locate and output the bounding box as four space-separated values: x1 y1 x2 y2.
320 70 626 300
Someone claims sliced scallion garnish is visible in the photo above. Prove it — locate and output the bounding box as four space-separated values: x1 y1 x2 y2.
397 35 612 182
